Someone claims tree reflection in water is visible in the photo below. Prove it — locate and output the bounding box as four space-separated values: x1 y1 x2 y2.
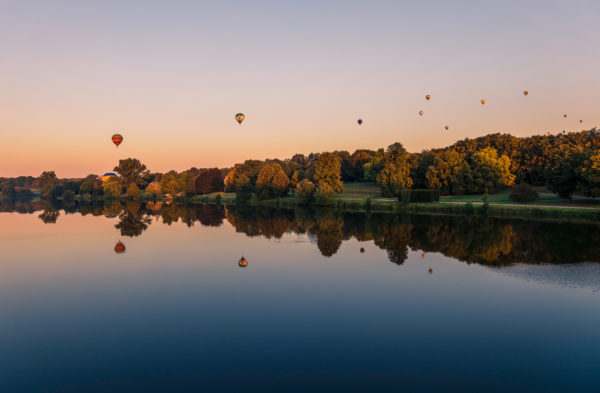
5 201 600 266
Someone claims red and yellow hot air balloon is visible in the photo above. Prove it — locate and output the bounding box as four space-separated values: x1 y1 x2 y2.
114 241 126 254
425 95 431 101
235 113 245 125
112 134 123 148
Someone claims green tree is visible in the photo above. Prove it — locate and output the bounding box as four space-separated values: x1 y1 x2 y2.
580 150 600 196
363 149 385 182
103 177 122 197
313 152 343 193
376 143 413 196
37 171 58 198
470 147 515 193
546 146 585 198
425 150 465 194
114 158 149 186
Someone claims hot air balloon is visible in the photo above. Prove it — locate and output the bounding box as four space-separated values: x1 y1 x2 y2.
97 173 117 182
357 119 363 125
523 90 529 96
360 247 365 253
235 113 245 125
114 241 126 254
425 95 431 101
481 99 486 105
445 125 449 130
563 114 568 118
419 111 424 116
112 134 123 148
238 256 248 268
428 268 434 275
580 120 583 123
422 253 426 258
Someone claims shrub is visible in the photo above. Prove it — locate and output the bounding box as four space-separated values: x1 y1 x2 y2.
295 179 316 205
314 183 334 205
509 183 539 203
195 168 225 194
235 183 254 204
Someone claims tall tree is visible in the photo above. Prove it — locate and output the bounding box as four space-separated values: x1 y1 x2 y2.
313 152 343 193
376 143 413 196
114 158 149 186
470 147 515 193
195 168 225 194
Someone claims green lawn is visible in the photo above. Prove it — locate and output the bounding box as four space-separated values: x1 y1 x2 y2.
337 182 381 198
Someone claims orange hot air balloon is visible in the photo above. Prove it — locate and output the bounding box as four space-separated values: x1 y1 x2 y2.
523 90 529 96
238 256 248 268
425 95 431 101
235 113 245 125
563 114 568 118
112 134 123 147
114 241 126 254
428 268 434 275
419 111 424 116
481 99 486 105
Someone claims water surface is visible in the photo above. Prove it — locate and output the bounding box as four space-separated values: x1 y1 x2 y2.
1 201 599 392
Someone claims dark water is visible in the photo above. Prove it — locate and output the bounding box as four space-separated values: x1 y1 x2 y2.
1 200 599 392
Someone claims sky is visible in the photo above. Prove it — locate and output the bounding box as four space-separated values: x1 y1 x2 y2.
1 0 599 177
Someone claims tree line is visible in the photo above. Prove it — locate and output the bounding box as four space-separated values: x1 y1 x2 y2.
1 128 599 201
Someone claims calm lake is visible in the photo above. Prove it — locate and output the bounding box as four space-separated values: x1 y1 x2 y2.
1 200 599 392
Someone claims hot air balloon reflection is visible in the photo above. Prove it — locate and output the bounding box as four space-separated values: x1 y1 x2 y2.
422 253 426 258
239 256 248 268
112 134 123 148
357 119 363 125
481 99 486 105
523 90 529 96
419 111 424 116
235 113 245 125
425 95 431 101
360 247 365 253
428 268 434 275
114 241 126 254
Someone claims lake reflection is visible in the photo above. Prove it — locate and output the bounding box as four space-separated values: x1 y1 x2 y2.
1 200 599 392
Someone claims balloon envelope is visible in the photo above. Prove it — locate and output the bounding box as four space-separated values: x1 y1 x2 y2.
524 90 529 96
445 126 449 130
419 111 424 116
114 241 126 254
425 95 431 100
481 99 486 104
239 256 248 268
357 119 363 125
111 134 123 147
235 113 245 124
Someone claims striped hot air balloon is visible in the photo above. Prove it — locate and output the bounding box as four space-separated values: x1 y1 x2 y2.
112 134 123 147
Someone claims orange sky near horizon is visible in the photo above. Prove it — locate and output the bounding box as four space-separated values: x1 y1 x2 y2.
1 0 599 178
